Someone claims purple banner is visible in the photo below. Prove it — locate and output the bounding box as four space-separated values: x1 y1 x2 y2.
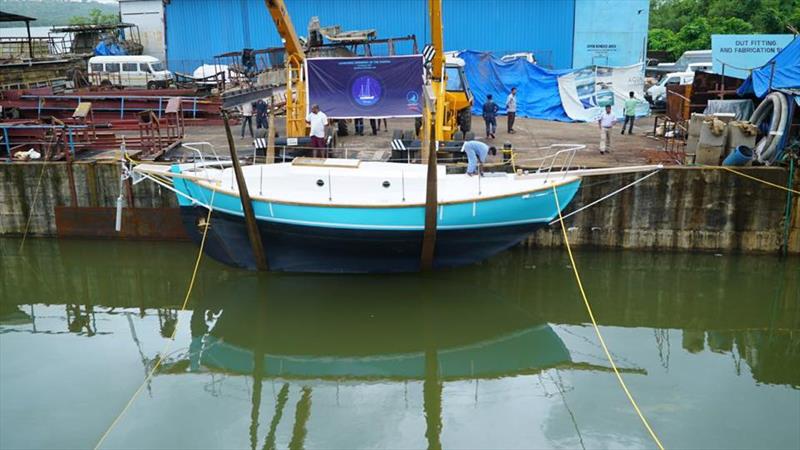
306 56 423 118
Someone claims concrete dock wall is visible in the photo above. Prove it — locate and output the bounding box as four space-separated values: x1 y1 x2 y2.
530 167 799 254
0 161 176 237
1 162 798 254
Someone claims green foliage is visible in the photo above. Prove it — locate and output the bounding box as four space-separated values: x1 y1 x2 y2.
68 8 119 26
649 0 800 59
0 0 118 28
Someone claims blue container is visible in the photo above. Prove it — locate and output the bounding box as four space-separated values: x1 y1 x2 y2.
723 145 753 166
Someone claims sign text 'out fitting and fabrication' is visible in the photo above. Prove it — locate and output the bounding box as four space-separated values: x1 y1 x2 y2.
712 34 795 79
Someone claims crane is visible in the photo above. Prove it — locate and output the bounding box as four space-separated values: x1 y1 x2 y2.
265 0 307 137
425 0 473 143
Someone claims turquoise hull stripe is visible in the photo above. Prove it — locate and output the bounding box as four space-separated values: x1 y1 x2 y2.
173 169 581 231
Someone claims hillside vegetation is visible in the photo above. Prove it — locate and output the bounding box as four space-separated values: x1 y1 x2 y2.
649 0 800 58
1 0 118 27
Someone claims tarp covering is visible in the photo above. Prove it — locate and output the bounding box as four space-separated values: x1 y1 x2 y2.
94 41 126 56
459 51 573 122
306 55 423 118
558 64 650 121
738 36 800 98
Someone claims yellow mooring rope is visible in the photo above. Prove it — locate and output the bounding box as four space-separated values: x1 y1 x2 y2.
93 194 215 450
713 166 800 195
551 183 666 450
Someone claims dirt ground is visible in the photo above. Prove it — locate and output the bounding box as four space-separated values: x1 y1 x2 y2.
171 114 669 169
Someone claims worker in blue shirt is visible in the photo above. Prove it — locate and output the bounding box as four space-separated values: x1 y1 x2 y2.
461 140 496 176
482 94 499 139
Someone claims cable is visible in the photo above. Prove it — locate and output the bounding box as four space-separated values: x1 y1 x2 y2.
93 191 215 450
551 183 666 450
18 160 49 252
705 166 800 195
548 169 661 225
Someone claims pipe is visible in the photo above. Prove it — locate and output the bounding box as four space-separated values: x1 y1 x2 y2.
750 91 790 164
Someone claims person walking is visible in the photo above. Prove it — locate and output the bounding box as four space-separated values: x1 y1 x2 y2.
255 98 268 130
354 118 364 136
306 104 329 158
598 104 616 155
461 140 496 176
482 94 498 139
621 91 639 135
505 87 517 133
239 101 254 139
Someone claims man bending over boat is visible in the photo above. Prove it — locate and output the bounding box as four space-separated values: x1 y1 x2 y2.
461 140 496 176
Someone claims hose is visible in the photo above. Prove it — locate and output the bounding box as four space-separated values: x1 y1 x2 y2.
749 91 790 164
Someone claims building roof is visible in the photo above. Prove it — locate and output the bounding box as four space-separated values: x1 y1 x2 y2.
0 11 37 23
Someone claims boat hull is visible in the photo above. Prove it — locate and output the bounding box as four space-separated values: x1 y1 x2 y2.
180 206 554 273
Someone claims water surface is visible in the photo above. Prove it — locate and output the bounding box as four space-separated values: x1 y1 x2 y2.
1 239 798 449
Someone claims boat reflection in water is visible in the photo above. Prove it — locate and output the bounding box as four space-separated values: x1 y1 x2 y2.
185 275 605 379
2 238 798 449
171 274 621 448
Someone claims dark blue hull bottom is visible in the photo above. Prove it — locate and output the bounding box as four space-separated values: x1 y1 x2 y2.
180 206 546 273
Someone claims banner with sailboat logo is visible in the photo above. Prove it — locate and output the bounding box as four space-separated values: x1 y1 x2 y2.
306 55 424 119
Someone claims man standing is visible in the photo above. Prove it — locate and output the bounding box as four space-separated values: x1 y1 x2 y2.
598 104 616 155
461 140 496 176
239 101 254 139
505 87 517 133
621 91 639 135
255 98 268 130
482 94 498 139
306 104 328 158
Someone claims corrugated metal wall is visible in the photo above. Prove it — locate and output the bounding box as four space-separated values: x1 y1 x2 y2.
164 0 576 73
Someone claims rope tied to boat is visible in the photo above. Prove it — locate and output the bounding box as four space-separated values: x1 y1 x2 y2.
93 190 216 450
704 165 800 195
551 183 666 450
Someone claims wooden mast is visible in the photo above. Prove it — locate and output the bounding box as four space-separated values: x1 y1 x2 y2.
222 110 269 271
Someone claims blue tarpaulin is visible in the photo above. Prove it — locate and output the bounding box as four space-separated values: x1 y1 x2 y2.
94 41 126 56
459 51 573 122
738 36 800 98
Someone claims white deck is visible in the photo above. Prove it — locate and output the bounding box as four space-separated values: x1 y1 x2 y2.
165 159 577 206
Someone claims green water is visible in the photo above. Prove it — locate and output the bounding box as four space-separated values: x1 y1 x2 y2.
1 238 798 450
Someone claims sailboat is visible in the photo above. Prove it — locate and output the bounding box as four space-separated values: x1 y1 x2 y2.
133 153 582 273
358 78 375 101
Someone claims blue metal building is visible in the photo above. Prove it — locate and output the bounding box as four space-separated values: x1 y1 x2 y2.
160 0 649 72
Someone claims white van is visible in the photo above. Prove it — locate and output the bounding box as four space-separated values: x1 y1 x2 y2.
646 71 695 107
87 55 174 89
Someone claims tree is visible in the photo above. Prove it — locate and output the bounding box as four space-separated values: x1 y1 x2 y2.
649 0 800 58
647 28 677 53
68 8 118 26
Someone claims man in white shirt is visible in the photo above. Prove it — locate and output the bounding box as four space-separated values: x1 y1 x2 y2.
239 101 254 139
597 104 616 155
505 87 517 134
305 104 328 158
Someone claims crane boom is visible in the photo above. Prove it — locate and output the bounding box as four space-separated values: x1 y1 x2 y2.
265 0 307 137
428 0 444 84
427 0 447 143
266 0 305 61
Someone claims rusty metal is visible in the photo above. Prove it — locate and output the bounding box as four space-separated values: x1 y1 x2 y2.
55 207 188 240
